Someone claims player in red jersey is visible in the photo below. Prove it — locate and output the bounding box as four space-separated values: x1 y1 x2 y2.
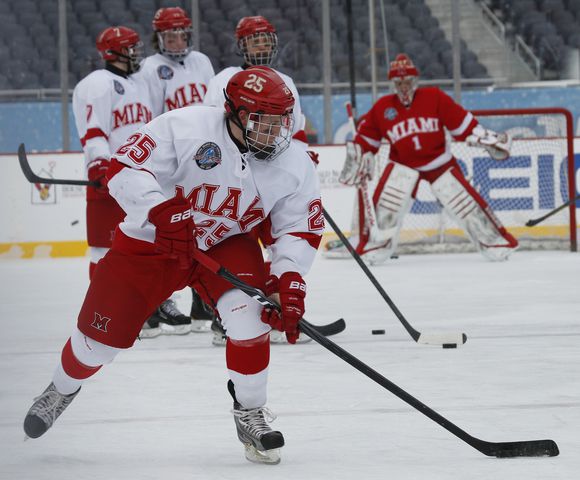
328 54 517 263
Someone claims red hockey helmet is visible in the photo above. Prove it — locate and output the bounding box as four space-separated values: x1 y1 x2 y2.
152 7 193 61
96 26 143 73
388 54 420 106
225 66 294 160
235 16 278 67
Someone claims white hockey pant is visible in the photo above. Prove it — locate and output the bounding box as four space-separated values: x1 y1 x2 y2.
431 168 517 261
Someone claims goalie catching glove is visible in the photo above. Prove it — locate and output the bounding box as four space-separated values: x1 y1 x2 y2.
148 190 198 270
339 142 376 186
466 125 511 161
260 272 306 344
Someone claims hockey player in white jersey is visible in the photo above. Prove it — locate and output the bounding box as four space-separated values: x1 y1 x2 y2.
24 66 324 465
139 6 216 334
72 26 152 278
140 7 215 117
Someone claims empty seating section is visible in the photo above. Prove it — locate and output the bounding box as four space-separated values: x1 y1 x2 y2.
0 0 487 90
484 0 580 77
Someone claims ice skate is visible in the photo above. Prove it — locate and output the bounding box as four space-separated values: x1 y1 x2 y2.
211 317 227 346
157 299 191 335
321 237 353 259
269 330 312 344
23 382 80 439
228 380 284 464
139 312 162 339
190 290 213 332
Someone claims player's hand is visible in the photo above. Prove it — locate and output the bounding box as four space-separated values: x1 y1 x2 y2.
260 272 306 344
466 125 511 161
87 159 109 200
148 190 197 269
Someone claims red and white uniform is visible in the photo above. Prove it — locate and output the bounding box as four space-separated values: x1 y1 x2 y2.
140 51 215 117
72 68 153 252
204 66 306 139
355 86 476 168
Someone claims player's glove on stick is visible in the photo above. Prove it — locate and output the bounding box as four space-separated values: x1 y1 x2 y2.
339 141 375 186
148 190 197 269
87 159 110 200
261 272 306 344
466 125 511 161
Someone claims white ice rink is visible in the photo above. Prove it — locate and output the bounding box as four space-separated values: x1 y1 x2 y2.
1 249 579 480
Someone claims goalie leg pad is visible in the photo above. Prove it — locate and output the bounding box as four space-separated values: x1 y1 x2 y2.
431 166 518 261
359 161 419 264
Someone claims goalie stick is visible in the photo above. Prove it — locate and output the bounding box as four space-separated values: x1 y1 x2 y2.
17 144 345 337
323 207 467 347
525 194 580 227
191 246 558 458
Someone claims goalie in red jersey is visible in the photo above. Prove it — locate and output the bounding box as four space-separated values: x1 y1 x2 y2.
327 53 518 263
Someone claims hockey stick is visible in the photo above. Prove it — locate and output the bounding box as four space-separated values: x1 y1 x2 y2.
18 147 344 336
323 207 466 347
191 247 558 458
525 194 580 227
18 144 97 187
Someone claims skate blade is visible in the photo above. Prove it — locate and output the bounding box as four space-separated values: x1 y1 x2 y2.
269 331 312 344
190 320 212 333
321 250 351 259
139 328 162 339
159 323 191 335
243 444 281 465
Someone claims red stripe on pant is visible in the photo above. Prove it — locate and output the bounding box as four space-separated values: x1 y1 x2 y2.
226 333 270 375
61 338 102 379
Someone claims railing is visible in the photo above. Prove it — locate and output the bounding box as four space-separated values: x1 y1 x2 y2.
480 2 505 43
515 35 542 79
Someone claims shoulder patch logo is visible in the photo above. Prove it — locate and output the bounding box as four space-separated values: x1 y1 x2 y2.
157 65 174 80
194 142 222 170
385 107 398 120
113 80 125 95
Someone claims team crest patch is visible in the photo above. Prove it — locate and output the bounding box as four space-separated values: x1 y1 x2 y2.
194 142 222 170
91 312 111 333
385 107 397 120
113 80 125 95
157 65 174 80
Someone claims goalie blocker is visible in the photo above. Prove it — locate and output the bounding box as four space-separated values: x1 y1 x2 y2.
325 53 519 263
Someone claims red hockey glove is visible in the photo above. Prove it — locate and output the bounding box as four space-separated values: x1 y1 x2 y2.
261 272 306 344
87 159 109 200
148 191 197 269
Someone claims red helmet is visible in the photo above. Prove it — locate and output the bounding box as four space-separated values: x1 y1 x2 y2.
225 67 295 160
152 7 193 61
96 26 143 73
388 53 419 79
388 54 419 106
152 7 192 31
235 16 278 66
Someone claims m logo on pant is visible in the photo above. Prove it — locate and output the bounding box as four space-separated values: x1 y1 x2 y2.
91 312 111 333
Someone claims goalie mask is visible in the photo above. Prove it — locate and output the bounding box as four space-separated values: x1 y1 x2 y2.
388 53 419 107
225 66 294 161
96 26 143 74
236 16 279 67
153 7 193 62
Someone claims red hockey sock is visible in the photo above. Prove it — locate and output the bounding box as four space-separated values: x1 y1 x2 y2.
226 332 270 375
61 338 102 380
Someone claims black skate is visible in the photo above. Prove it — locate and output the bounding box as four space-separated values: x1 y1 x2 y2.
211 317 227 346
140 312 162 339
157 299 191 335
190 288 213 332
23 382 80 438
228 380 284 464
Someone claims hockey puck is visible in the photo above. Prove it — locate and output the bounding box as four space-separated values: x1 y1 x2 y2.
442 343 457 349
372 329 386 335
71 220 79 226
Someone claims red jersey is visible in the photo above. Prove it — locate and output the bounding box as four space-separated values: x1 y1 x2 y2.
354 87 478 171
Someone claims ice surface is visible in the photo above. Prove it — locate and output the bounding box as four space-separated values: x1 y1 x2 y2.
1 250 579 479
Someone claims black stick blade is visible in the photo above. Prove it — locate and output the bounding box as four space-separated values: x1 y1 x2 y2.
525 219 540 227
480 439 559 458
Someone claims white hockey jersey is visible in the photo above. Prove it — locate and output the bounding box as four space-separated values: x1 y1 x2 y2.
108 106 323 277
140 51 215 117
203 66 306 134
72 69 153 169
